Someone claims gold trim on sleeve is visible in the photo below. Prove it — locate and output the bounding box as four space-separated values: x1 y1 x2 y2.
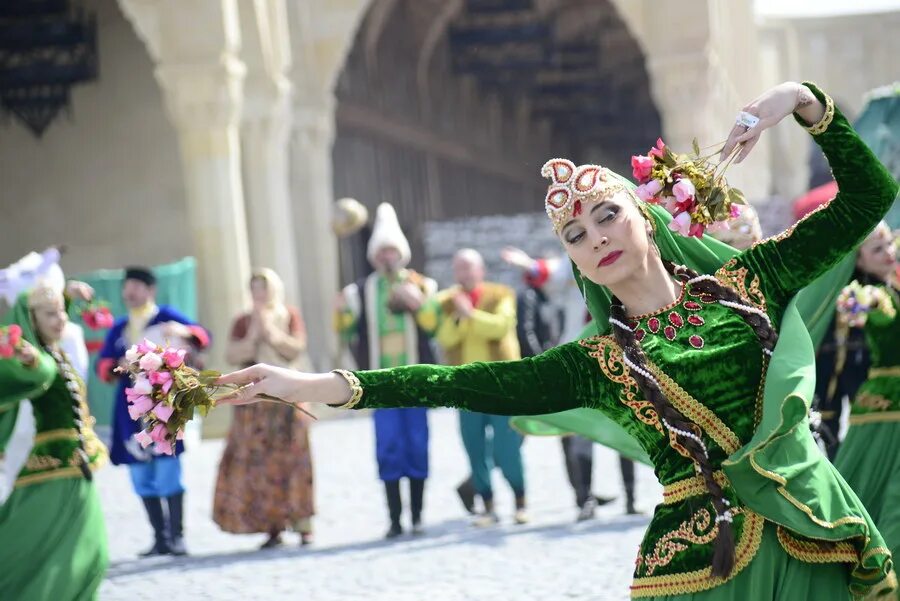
869 366 900 378
331 369 364 409
802 89 835 136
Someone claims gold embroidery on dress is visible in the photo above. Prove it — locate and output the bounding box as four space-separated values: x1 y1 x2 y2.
854 393 893 412
639 507 722 577
24 454 62 471
630 510 765 597
716 259 768 314
776 526 858 564
849 411 900 425
662 471 730 505
580 337 664 436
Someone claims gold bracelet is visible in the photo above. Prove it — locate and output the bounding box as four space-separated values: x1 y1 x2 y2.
330 369 364 409
803 87 835 136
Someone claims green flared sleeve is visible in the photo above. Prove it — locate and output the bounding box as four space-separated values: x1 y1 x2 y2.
736 83 899 310
0 353 56 414
351 340 608 416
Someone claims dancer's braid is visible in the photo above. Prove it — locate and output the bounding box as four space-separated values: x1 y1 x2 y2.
607 262 777 578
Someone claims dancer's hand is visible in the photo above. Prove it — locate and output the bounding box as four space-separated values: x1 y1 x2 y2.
65 280 94 302
500 246 536 271
216 365 351 407
721 82 825 164
452 292 474 318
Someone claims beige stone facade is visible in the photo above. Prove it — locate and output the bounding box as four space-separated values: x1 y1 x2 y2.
0 1 895 438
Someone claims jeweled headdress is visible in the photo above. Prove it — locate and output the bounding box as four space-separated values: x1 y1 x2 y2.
27 279 63 309
542 158 627 233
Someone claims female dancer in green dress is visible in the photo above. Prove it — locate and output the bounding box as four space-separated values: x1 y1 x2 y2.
0 283 109 600
834 222 900 572
218 82 898 599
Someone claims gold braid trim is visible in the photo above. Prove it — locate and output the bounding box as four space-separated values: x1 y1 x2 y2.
776 526 858 564
715 259 768 314
662 471 730 505
869 366 900 378
33 428 79 445
630 510 765 598
645 362 742 455
331 369 364 409
803 90 836 136
638 507 723 577
849 411 900 425
15 458 104 488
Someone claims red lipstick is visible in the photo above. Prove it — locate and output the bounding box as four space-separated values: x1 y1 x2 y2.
598 250 622 268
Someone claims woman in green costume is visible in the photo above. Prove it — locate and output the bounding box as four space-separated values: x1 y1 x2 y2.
833 222 900 571
0 283 109 600
218 82 898 600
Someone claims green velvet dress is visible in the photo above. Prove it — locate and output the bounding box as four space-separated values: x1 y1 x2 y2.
346 85 898 600
0 300 109 600
835 283 900 572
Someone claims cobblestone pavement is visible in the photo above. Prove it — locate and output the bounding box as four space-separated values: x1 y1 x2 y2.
97 408 663 601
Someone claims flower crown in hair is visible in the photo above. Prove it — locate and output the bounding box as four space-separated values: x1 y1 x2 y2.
542 159 627 233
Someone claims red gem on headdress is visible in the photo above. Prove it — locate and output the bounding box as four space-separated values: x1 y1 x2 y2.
700 294 716 304
664 326 677 341
684 301 702 311
689 335 705 349
648 317 661 333
687 314 705 327
668 312 684 328
573 166 601 193
635 328 646 342
573 199 583 216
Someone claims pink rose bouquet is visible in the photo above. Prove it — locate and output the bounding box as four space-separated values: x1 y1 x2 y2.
117 339 314 455
631 137 747 238
0 324 24 358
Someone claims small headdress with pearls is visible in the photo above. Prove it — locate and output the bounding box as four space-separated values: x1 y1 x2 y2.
542 159 626 233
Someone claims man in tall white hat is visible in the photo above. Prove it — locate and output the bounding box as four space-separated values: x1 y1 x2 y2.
335 203 439 538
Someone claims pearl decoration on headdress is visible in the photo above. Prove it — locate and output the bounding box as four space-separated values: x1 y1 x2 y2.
542 158 625 233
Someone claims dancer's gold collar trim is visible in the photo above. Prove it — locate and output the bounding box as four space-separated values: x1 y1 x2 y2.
332 369 364 409
542 159 629 233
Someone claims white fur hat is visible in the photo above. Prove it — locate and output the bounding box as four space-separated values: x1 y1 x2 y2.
367 203 411 267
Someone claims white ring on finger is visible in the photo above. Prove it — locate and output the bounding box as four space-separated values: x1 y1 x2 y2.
735 111 760 129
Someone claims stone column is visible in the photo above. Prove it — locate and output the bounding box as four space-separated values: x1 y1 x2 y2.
154 57 252 373
290 91 341 370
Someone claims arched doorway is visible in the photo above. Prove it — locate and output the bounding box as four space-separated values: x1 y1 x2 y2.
331 0 661 284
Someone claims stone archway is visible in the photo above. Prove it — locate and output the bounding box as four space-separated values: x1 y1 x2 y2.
330 0 663 285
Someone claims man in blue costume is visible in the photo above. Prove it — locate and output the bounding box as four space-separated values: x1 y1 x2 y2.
97 266 210 557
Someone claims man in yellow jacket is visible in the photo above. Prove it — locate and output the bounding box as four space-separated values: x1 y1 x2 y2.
435 248 527 526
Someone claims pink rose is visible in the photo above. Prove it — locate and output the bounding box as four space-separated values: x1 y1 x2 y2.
131 376 153 396
149 370 172 386
134 430 154 448
730 204 743 218
631 155 654 183
136 339 157 355
7 324 21 346
672 178 696 204
662 196 680 216
0 344 13 359
128 395 155 420
153 402 175 423
125 346 141 364
139 352 164 373
688 223 706 238
162 348 186 369
668 212 693 236
648 138 666 159
635 179 663 202
150 423 168 443
155 439 174 455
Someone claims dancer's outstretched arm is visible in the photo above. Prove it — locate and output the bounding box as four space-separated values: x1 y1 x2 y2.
217 340 612 416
